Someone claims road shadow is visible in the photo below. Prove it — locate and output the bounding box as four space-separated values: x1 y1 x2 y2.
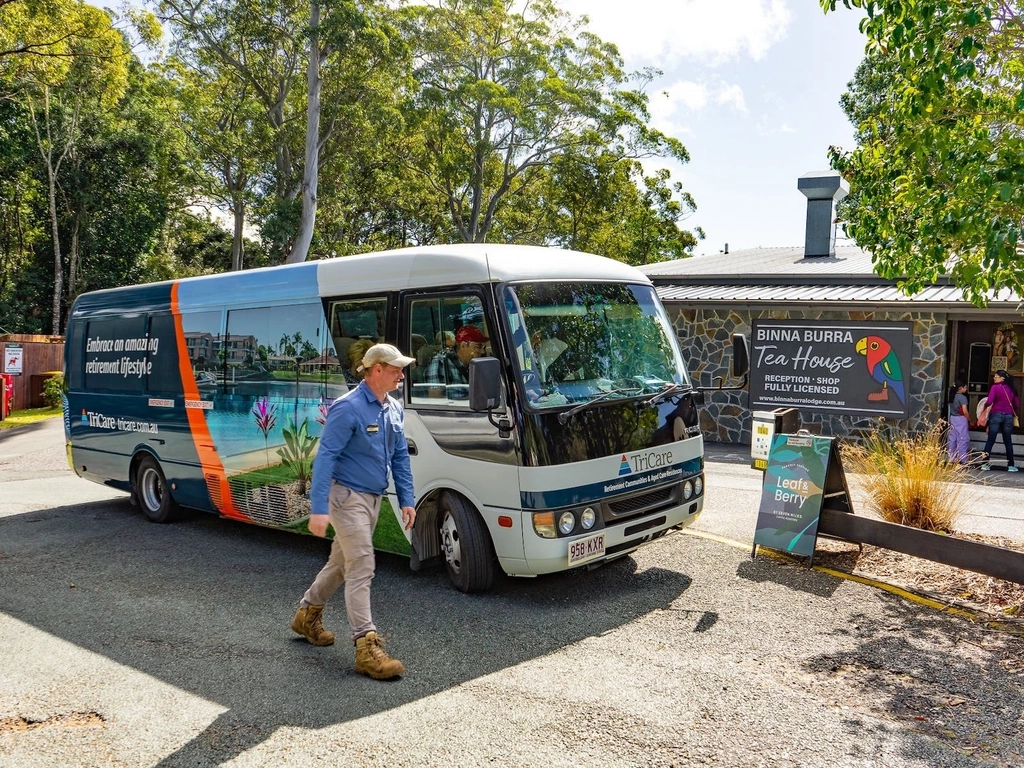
733 550 845 598
0 498 692 766
0 417 58 443
802 596 1024 766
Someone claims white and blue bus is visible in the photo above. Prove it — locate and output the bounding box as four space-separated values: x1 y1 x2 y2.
64 244 746 592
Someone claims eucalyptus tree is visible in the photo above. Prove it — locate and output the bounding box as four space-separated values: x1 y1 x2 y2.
3 0 129 333
159 0 404 263
169 59 270 270
0 94 46 333
823 0 1024 305
534 149 701 263
396 0 692 245
63 60 199 298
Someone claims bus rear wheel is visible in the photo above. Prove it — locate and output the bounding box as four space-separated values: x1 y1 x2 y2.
135 456 180 523
439 492 495 593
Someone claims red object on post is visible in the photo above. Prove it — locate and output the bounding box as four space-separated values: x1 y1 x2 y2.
0 373 13 420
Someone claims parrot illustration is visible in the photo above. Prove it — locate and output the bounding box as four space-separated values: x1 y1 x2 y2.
856 335 905 404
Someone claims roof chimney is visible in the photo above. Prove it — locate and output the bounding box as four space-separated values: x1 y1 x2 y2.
798 171 849 257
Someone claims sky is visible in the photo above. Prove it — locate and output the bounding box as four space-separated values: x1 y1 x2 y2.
556 0 868 256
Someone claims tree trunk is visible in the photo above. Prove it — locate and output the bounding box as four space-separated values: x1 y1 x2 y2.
231 195 245 271
47 163 63 335
286 0 321 264
67 214 80 307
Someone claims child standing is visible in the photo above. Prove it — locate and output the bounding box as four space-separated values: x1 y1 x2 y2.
947 380 972 463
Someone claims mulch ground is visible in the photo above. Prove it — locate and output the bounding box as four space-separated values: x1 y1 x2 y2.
811 533 1024 626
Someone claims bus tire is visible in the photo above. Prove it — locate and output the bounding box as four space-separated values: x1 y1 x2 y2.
439 492 495 593
135 455 180 523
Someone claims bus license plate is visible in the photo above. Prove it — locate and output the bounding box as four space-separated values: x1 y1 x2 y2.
568 532 605 566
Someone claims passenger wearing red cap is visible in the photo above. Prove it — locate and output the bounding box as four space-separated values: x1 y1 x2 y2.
423 324 488 396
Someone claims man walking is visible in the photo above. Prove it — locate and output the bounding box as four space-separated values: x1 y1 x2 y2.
291 343 417 680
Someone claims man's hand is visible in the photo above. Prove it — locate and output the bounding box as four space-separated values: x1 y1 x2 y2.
401 506 416 531
308 514 329 537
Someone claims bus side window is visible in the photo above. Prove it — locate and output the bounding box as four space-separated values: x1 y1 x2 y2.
180 310 224 392
327 297 387 384
146 313 178 395
407 294 491 407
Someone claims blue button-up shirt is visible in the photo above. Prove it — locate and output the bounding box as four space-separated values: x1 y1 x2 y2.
309 381 415 515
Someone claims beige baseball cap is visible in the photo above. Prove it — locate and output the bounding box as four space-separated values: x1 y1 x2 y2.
358 343 416 372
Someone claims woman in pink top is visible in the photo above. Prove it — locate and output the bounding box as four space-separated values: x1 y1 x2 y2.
980 369 1020 471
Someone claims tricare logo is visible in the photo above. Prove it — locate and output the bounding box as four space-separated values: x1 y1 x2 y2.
618 449 675 476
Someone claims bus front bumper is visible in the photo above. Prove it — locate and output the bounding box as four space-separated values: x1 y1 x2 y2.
518 497 703 576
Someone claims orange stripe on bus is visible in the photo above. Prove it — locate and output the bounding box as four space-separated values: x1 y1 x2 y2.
171 283 247 520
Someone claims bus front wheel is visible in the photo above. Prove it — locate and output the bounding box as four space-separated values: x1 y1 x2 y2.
439 492 495 593
135 456 180 523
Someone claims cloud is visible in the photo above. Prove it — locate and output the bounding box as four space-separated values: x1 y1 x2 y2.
647 78 747 136
560 0 791 67
715 84 747 112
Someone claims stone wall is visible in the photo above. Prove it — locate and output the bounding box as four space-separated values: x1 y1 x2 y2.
667 306 948 444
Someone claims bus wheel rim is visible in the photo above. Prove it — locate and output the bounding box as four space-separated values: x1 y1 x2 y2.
440 512 461 575
140 467 162 512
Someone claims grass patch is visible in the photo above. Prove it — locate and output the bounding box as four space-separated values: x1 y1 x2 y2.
373 499 412 556
0 405 62 430
230 463 293 487
840 422 970 532
282 497 411 556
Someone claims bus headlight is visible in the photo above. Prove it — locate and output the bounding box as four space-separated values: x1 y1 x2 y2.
558 511 576 535
580 507 597 530
682 480 693 500
694 475 703 496
533 512 556 538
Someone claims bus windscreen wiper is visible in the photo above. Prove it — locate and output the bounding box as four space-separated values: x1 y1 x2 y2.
645 382 689 405
557 387 642 424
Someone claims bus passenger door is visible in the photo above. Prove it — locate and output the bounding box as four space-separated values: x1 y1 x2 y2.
401 292 523 564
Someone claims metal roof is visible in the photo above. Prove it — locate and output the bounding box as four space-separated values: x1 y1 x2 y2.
654 283 1024 309
640 245 1024 309
639 245 878 279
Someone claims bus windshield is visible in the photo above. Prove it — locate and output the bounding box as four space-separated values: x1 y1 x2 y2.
503 282 691 408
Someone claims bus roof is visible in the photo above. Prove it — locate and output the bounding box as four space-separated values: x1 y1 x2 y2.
71 244 655 315
316 244 650 295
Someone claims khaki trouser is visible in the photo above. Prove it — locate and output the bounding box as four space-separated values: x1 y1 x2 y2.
301 483 380 640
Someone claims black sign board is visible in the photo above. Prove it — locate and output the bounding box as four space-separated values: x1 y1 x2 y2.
749 319 913 418
753 433 853 564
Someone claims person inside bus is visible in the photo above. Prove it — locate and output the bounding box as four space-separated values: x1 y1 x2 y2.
530 329 568 383
291 342 417 680
423 324 487 397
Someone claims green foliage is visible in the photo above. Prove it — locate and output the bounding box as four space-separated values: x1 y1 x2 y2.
397 0 696 247
823 0 1024 306
41 373 64 407
840 422 970 531
276 418 319 495
1 0 702 333
0 405 62 430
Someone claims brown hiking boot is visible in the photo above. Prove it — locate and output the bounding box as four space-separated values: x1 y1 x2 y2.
354 631 405 679
291 604 335 646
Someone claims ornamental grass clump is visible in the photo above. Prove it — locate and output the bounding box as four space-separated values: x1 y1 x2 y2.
840 423 970 532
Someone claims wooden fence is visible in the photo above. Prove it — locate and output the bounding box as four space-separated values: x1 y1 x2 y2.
1 335 65 413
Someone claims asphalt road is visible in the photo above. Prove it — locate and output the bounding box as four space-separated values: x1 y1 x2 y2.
1 419 1022 767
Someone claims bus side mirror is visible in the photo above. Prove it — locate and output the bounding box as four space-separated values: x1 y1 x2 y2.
469 357 502 412
731 333 749 378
